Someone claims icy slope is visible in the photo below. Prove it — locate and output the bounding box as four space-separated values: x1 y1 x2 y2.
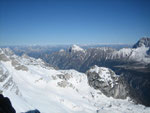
0 48 150 113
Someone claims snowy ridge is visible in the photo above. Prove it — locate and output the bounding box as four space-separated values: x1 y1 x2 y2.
112 45 150 63
0 48 150 113
111 38 150 63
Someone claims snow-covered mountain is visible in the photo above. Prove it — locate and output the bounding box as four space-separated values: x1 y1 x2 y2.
69 44 85 53
1 48 150 113
112 44 150 63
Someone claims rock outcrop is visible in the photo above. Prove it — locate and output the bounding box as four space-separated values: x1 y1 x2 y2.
0 94 16 113
86 65 129 99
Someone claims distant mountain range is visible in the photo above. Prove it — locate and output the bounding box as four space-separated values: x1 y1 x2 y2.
40 37 150 72
0 43 132 58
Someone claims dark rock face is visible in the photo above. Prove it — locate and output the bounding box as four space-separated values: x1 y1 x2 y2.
0 94 16 113
133 37 150 48
147 48 150 55
112 67 150 106
146 63 150 69
25 109 40 113
86 66 129 99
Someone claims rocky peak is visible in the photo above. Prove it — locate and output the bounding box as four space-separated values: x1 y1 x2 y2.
133 37 150 48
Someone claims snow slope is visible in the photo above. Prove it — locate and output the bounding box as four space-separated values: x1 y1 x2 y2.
0 48 150 113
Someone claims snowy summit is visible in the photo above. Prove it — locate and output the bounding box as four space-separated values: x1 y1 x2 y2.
133 37 150 48
69 44 85 52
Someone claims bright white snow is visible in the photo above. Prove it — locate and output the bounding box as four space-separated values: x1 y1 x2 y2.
71 44 85 52
112 45 150 63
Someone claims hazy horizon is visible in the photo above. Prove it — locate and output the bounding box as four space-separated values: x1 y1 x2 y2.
0 42 133 47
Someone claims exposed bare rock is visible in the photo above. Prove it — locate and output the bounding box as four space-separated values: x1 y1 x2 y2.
57 80 73 88
86 65 129 99
0 54 9 61
15 65 28 71
11 59 20 67
56 74 72 80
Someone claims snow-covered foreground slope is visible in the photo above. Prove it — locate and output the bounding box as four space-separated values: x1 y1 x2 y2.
0 48 150 113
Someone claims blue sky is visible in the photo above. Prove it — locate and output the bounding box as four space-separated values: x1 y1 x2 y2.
0 0 150 45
